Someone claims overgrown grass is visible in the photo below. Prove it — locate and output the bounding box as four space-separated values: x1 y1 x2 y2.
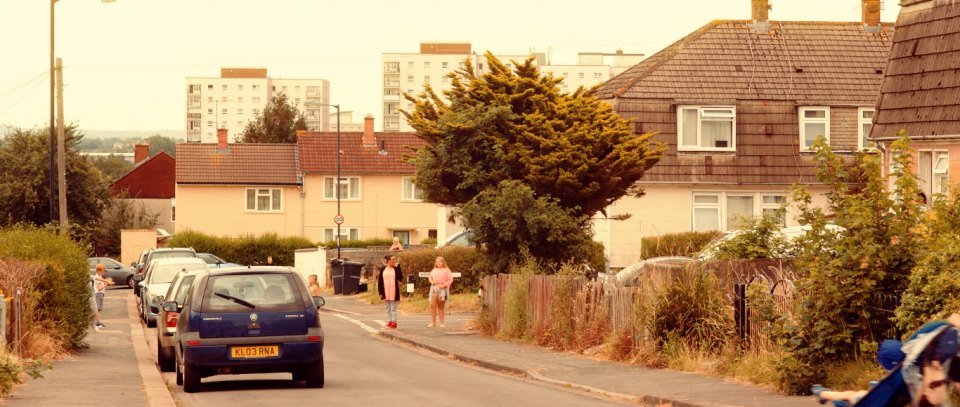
398 293 481 314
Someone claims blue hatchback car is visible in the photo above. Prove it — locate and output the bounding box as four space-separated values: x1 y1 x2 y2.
168 267 325 393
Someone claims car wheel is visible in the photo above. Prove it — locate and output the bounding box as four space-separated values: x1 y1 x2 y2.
175 359 183 385
304 353 324 388
146 315 156 328
157 341 175 372
127 276 135 289
183 363 201 393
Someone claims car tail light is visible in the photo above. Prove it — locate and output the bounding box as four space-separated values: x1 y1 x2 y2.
307 336 322 342
165 312 179 328
186 340 201 346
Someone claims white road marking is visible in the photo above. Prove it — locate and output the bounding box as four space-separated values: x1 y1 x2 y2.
330 313 379 334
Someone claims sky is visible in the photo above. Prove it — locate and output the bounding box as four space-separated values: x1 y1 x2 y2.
0 0 901 134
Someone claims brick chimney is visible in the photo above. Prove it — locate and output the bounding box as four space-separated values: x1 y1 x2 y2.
217 128 228 150
133 143 149 165
751 0 771 32
862 0 881 32
363 115 375 146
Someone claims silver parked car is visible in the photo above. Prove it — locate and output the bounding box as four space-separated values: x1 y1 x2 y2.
137 258 208 327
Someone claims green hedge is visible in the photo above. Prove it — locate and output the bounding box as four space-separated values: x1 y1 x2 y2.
167 230 315 266
395 247 484 296
0 225 92 350
641 231 723 259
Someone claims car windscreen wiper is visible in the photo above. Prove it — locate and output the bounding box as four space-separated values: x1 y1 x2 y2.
214 292 256 309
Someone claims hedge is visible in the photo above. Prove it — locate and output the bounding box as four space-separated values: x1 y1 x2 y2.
641 231 723 259
167 230 315 266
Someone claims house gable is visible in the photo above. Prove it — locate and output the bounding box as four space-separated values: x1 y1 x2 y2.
110 151 176 199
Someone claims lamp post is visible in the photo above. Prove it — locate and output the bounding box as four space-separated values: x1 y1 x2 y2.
49 0 116 225
317 103 341 259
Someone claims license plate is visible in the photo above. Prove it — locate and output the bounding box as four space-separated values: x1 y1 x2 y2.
231 345 279 359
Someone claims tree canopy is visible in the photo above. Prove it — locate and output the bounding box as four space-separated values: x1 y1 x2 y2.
404 53 663 270
0 126 111 227
239 93 307 143
145 134 176 157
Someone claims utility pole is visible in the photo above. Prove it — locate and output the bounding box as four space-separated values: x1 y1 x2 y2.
48 0 57 224
56 58 68 233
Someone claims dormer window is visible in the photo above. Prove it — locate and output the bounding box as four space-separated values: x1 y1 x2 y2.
677 106 736 151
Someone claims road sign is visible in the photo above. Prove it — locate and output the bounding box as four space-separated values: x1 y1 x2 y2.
334 214 344 225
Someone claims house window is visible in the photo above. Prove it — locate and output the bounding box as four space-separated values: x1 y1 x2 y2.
920 151 950 202
295 86 300 92
401 176 424 201
799 107 830 151
237 96 244 102
424 61 431 69
692 192 786 232
170 198 176 222
222 108 228 115
424 76 430 83
678 106 736 151
323 176 360 200
253 96 261 103
578 72 585 79
252 84 259 90
407 75 414 83
407 61 414 69
245 188 282 212
222 84 228 91
207 96 213 102
207 121 214 127
392 230 410 246
253 108 260 115
442 61 448 69
221 96 227 102
207 108 213 114
237 109 243 115
207 84 213 89
933 152 949 197
692 193 721 232
858 107 875 150
323 227 359 243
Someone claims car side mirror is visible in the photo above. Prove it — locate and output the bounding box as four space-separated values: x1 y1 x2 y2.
161 301 177 312
130 262 137 268
313 296 325 308
133 274 145 282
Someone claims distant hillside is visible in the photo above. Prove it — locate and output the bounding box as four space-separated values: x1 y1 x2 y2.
1 124 185 141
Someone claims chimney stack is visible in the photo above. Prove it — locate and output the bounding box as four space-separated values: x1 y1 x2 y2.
134 143 149 165
363 115 375 146
862 0 881 32
217 128 228 150
751 0 771 32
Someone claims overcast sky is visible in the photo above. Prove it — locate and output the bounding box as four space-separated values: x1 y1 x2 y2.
0 0 900 134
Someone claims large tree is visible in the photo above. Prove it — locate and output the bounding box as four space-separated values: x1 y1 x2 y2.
145 134 176 157
0 126 111 227
239 93 307 143
404 53 663 270
89 154 133 183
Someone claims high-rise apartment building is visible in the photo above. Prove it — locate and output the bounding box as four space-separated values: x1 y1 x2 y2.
185 68 330 143
381 43 643 132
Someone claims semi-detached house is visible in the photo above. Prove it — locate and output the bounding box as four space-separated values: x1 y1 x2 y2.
594 0 893 268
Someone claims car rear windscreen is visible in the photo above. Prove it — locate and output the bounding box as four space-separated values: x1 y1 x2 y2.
202 274 303 312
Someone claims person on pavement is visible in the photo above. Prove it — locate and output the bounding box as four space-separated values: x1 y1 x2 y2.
389 237 404 251
428 256 454 328
93 264 114 331
377 255 403 329
308 274 322 296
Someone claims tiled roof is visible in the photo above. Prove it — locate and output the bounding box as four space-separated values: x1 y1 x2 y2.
175 143 300 185
110 151 176 199
872 0 960 139
597 20 893 106
297 132 426 174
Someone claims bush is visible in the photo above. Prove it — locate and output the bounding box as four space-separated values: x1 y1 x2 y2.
711 213 789 260
0 225 92 351
420 237 437 245
167 230 315 266
336 238 392 249
394 247 485 295
649 266 733 352
0 351 23 397
499 254 536 340
895 238 960 332
641 231 722 259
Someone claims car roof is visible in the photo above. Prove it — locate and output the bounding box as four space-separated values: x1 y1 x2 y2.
206 266 296 276
148 257 207 266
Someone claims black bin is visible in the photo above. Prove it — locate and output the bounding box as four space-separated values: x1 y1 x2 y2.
331 259 363 295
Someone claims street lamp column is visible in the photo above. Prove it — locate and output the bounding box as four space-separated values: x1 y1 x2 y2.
334 104 341 260
48 0 56 224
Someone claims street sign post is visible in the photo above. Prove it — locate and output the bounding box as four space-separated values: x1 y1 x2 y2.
334 214 344 225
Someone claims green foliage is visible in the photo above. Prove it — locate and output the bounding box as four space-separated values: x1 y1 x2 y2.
144 134 176 157
0 352 23 396
499 253 536 340
537 267 577 350
778 133 923 393
334 238 393 249
640 231 723 258
0 126 111 227
460 180 602 273
405 52 663 272
393 246 484 295
91 196 159 256
712 212 789 260
649 266 733 352
87 154 133 183
0 225 93 350
167 230 314 266
239 94 307 143
420 237 437 245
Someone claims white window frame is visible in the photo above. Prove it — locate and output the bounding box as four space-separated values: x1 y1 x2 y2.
677 106 737 152
323 227 359 243
401 176 424 201
245 188 283 212
933 151 950 198
692 192 787 232
799 106 830 151
323 176 361 200
858 107 875 151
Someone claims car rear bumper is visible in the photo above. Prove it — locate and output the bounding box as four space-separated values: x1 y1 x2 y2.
182 340 323 374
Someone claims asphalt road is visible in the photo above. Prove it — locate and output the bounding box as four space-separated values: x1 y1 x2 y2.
142 301 629 407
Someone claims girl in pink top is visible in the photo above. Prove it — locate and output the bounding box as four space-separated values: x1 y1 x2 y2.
378 255 403 329
428 256 454 328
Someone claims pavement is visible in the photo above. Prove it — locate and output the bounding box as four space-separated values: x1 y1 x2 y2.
0 288 174 407
322 294 813 407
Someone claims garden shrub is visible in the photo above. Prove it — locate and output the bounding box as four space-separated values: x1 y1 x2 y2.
168 230 315 266
535 266 577 350
711 213 789 260
499 254 536 340
649 265 733 352
0 225 92 351
641 231 723 259
0 351 22 397
395 246 484 295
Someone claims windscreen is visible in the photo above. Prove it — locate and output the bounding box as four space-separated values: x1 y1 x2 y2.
153 263 206 284
202 274 302 312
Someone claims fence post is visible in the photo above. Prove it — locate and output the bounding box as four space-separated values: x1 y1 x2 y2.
733 283 746 351
0 293 5 349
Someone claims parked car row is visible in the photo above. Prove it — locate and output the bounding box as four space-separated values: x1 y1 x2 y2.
132 249 327 393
